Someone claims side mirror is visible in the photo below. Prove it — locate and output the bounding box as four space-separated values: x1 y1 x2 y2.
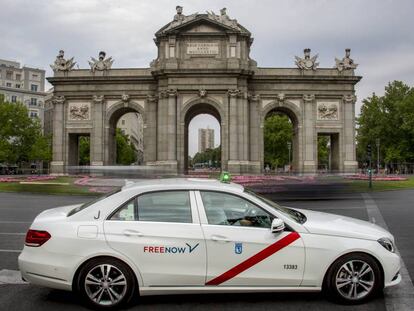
271 218 285 233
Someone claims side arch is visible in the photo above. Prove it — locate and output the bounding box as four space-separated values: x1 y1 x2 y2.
104 100 146 165
260 100 303 173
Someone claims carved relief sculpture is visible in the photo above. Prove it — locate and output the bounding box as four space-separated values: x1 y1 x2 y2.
335 49 358 72
50 50 76 72
89 51 114 72
295 49 319 70
69 103 90 120
163 6 198 32
228 89 240 97
52 95 65 105
317 102 339 120
121 94 130 102
303 94 315 102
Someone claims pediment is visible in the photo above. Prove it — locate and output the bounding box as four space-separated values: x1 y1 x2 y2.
155 14 250 37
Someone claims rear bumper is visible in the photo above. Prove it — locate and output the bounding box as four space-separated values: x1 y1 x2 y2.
18 246 83 291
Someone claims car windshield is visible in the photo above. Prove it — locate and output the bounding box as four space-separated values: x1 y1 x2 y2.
245 189 307 224
67 188 121 217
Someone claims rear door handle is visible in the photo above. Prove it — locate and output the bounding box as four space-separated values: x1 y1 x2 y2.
123 229 144 237
211 235 230 243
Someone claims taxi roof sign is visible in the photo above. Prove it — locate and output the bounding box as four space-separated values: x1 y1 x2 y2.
219 171 231 183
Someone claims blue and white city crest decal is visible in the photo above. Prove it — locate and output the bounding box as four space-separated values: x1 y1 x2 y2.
235 242 243 254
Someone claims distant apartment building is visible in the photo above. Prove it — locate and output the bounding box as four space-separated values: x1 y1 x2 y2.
117 113 144 164
198 128 215 153
0 58 46 125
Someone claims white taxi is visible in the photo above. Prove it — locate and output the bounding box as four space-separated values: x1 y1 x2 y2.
18 177 401 309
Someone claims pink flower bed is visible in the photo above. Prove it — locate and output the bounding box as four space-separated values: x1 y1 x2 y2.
346 174 407 181
74 176 91 186
0 176 57 183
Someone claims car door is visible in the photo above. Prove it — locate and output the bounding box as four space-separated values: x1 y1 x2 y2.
196 190 305 286
104 190 206 286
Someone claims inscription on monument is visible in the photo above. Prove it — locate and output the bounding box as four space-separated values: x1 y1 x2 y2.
187 43 219 55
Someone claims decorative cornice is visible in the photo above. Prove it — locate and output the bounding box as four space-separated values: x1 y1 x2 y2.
248 93 260 101
303 94 315 102
228 89 240 97
343 94 356 103
146 94 158 102
52 95 65 105
92 95 104 104
166 88 178 97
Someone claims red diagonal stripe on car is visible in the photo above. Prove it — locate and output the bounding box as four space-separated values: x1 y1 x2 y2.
205 231 300 286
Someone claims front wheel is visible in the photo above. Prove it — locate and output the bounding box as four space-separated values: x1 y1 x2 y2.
76 257 136 309
324 253 383 304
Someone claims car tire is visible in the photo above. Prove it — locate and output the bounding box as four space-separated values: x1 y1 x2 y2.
324 253 383 304
76 257 137 309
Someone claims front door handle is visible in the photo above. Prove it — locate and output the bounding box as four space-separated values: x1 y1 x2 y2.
211 235 230 243
123 229 144 237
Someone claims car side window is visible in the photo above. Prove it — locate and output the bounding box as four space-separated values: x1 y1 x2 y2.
200 191 274 228
137 191 192 223
110 198 136 221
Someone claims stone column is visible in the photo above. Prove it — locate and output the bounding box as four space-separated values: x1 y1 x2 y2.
166 89 178 161
343 94 358 173
228 89 240 161
50 95 65 174
144 95 158 164
303 94 317 174
249 94 261 173
91 95 104 166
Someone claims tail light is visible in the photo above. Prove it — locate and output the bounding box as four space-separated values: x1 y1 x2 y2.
25 230 51 247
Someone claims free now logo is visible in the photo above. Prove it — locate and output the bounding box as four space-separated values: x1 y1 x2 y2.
143 243 199 254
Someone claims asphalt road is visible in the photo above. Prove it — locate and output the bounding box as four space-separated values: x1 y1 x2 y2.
0 185 412 310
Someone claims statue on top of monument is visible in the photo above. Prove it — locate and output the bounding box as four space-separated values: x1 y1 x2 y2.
50 50 76 72
335 49 358 72
89 51 114 72
163 6 198 31
295 48 319 70
206 7 239 29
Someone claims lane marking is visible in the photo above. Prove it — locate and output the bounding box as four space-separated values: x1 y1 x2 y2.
0 269 27 285
362 193 414 311
206 231 300 286
0 232 25 236
0 221 31 224
0 249 22 253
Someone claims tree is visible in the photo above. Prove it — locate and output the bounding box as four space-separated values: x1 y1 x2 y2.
192 146 221 168
29 134 52 164
78 136 90 165
317 136 330 169
263 114 293 169
116 129 137 165
356 81 414 169
0 98 43 164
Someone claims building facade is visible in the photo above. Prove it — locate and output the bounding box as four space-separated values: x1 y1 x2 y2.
198 128 215 153
0 59 46 124
46 7 361 175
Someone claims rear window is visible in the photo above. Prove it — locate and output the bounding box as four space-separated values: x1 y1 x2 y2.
67 188 121 217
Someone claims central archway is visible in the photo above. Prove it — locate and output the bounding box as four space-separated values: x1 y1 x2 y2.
179 98 227 174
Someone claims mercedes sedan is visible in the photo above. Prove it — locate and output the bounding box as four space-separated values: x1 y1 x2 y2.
19 178 401 309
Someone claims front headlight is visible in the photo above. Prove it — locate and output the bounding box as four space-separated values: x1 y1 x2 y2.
378 238 395 253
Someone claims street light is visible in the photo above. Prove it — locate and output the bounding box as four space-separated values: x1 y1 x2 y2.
287 141 292 173
376 138 380 175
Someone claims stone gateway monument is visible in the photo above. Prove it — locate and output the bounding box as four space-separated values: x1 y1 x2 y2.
46 7 361 175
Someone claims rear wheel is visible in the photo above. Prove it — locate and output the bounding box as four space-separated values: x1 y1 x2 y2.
76 257 136 309
325 253 383 304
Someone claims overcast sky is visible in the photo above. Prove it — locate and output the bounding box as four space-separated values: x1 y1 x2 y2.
2 0 413 156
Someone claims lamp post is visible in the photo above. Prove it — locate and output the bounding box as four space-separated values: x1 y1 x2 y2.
376 138 380 175
287 141 292 174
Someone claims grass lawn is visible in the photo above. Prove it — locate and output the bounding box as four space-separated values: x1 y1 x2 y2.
0 176 97 196
347 176 414 192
